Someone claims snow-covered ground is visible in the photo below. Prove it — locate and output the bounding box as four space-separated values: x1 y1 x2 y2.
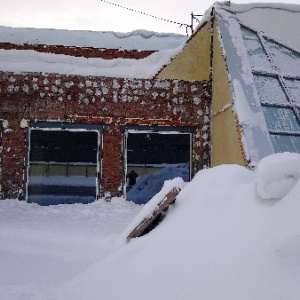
0 198 142 298
1 152 300 299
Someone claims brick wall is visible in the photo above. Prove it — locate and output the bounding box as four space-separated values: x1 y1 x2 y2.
0 71 211 199
0 43 155 59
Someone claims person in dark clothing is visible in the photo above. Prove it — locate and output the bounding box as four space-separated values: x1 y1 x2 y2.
126 170 138 192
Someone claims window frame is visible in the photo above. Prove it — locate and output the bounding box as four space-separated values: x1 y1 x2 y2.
24 121 108 201
120 125 195 197
241 24 300 153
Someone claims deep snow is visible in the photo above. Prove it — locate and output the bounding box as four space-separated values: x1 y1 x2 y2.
1 153 300 299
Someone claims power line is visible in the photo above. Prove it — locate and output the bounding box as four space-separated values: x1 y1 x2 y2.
99 0 193 33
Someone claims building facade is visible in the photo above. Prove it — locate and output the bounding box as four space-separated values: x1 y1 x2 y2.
0 72 210 200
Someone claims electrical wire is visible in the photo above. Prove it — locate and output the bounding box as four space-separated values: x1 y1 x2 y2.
99 0 191 32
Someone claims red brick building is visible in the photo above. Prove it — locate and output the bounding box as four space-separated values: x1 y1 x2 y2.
0 27 211 203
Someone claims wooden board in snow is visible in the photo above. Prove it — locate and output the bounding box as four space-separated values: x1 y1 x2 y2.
127 187 180 241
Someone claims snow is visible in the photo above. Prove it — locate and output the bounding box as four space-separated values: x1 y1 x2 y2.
0 46 184 78
219 2 300 53
256 152 300 200
0 25 187 78
27 195 96 206
0 26 188 51
0 198 142 297
1 153 300 299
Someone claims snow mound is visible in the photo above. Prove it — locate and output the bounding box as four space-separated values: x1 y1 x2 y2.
256 152 300 200
3 154 300 299
62 162 300 300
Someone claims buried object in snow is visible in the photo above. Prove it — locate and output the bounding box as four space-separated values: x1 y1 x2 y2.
127 187 180 241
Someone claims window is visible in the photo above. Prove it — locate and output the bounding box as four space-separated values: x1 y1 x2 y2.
25 122 106 205
265 39 300 76
241 25 300 153
241 27 272 70
121 125 194 204
253 75 289 105
284 79 300 107
262 106 300 132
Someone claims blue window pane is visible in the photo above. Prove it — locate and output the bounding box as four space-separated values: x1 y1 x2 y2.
254 75 289 105
262 106 300 132
284 79 300 107
241 27 272 70
265 38 300 77
270 134 300 153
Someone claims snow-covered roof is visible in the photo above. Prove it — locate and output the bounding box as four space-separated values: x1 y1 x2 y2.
0 26 188 51
215 2 300 166
221 2 300 52
0 26 187 78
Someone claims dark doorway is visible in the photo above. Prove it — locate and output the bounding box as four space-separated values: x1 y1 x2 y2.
125 131 191 204
27 129 100 205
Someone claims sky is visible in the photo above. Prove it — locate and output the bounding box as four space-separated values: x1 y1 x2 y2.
1 0 300 35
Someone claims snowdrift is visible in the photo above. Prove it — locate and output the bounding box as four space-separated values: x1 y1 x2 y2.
62 153 300 300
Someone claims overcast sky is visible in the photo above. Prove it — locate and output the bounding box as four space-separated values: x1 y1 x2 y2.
1 0 300 35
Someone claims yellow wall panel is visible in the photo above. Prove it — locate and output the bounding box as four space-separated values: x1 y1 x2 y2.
212 23 232 114
211 109 247 166
156 23 211 81
211 22 247 167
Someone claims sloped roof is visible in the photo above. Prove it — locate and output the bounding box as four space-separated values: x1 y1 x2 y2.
0 26 187 78
222 3 300 52
215 2 300 166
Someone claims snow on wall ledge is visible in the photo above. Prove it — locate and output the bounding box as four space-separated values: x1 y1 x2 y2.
0 46 184 79
0 71 211 199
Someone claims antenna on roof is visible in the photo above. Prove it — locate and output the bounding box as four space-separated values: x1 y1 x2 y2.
190 12 203 34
